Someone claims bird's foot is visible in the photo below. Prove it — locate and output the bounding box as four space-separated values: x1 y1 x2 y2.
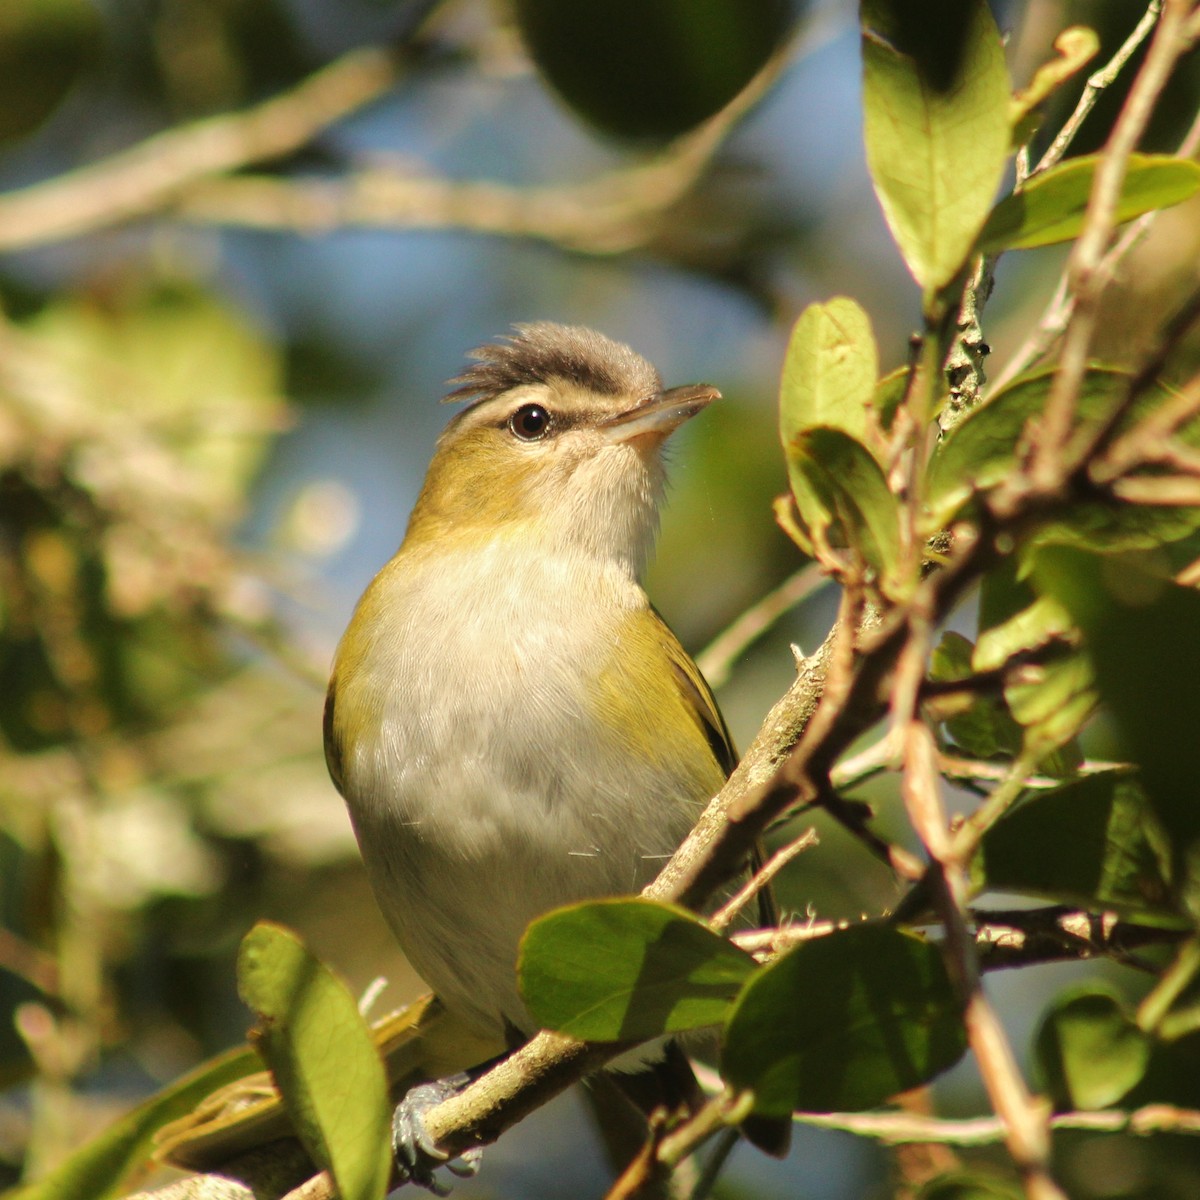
392 1073 482 1194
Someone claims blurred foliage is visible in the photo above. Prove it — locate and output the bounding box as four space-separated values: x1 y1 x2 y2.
514 0 801 140
0 0 1199 1198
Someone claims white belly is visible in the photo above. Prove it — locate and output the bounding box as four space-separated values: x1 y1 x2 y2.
334 545 704 1037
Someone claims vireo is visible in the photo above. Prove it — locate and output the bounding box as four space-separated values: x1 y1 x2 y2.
325 323 756 1187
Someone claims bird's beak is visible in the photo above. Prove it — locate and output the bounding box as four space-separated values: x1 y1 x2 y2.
599 384 720 446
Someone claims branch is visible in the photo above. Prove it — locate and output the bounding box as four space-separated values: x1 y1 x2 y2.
991 16 1200 396
795 1103 1200 1146
0 47 404 251
1032 1 1164 176
730 907 1184 971
0 13 823 257
1028 0 1200 492
696 564 827 689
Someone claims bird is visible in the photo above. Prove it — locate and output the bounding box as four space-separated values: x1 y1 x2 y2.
323 322 770 1189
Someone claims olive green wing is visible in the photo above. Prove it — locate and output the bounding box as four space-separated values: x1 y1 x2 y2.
649 606 781 930
650 605 737 779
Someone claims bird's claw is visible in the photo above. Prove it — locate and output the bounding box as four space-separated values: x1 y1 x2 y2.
392 1074 481 1194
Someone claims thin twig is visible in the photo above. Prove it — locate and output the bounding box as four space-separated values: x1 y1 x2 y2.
696 565 826 689
948 751 1041 867
990 9 1200 396
709 828 817 931
1027 0 1199 494
794 1102 1200 1145
0 47 405 250
603 1090 755 1200
891 589 1063 1198
1092 362 1200 483
1033 1 1165 176
829 729 899 790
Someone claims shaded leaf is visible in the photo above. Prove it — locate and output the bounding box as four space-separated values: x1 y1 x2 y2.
874 365 910 433
930 630 1023 759
786 426 902 583
1034 986 1151 1110
1032 550 1200 881
980 154 1200 254
722 923 965 1115
927 368 1200 549
237 922 391 1200
5 1046 258 1200
513 0 796 141
973 773 1177 919
861 0 1010 291
519 898 756 1041
973 595 1093 768
920 1173 1023 1200
0 0 103 144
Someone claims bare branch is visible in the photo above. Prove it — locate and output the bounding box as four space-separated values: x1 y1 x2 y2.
709 828 818 931
696 565 827 689
795 1103 1200 1146
1033 1 1165 176
0 48 403 251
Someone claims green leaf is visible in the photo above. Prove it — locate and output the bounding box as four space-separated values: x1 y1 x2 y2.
780 298 879 447
30 288 286 525
6 1046 259 1200
972 595 1094 766
973 773 1177 919
919 1173 1023 1200
786 426 902 582
0 0 103 145
519 898 756 1041
1032 550 1200 878
1009 27 1099 134
513 0 796 141
722 923 966 1115
979 155 1200 254
874 365 910 433
927 368 1200 550
237 922 391 1200
861 0 1011 291
930 630 1023 760
1034 986 1152 1110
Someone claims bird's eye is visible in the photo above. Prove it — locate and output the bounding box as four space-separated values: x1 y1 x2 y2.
509 403 550 441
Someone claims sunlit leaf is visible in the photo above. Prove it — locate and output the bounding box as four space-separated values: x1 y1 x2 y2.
237 922 391 1200
519 898 755 1041
1009 27 1099 136
780 298 879 447
861 0 1011 291
972 594 1094 764
930 630 1023 760
927 368 1200 549
980 154 1200 253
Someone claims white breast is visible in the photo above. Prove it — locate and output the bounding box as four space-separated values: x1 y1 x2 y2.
334 542 701 1037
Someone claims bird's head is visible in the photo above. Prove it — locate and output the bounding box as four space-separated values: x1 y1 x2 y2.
404 322 718 572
